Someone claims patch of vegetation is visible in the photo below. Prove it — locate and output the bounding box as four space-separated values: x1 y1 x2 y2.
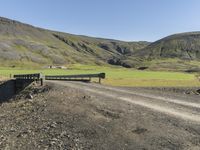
0 65 199 87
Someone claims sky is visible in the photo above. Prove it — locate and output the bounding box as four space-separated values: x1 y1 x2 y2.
0 0 200 42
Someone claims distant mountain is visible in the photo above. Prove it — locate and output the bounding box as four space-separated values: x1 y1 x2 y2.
0 17 149 68
136 32 200 60
1 16 200 71
131 32 200 71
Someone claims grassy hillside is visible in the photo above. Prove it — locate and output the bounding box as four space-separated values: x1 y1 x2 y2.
0 17 149 68
132 32 200 71
136 32 200 59
1 17 200 71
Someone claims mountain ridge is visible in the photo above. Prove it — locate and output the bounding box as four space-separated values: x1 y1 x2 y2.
0 16 200 71
0 16 150 68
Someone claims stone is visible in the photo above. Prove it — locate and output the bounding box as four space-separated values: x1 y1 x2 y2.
26 94 33 99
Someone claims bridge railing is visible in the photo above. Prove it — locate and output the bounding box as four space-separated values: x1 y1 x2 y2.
45 73 105 83
13 73 42 80
13 73 43 85
13 73 106 84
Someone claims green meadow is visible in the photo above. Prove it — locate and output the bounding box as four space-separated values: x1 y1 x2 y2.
0 64 200 87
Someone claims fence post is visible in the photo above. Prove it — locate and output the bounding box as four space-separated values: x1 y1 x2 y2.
99 77 101 84
41 78 43 86
39 73 43 86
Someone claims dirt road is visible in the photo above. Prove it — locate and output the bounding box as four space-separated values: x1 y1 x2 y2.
1 81 200 149
49 81 200 123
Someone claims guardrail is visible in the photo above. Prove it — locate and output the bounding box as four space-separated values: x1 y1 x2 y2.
45 73 106 83
13 73 43 85
13 73 42 80
13 73 106 84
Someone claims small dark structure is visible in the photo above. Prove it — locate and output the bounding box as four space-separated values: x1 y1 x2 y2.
138 67 148 70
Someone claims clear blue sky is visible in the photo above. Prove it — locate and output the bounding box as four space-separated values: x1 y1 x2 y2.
0 0 200 41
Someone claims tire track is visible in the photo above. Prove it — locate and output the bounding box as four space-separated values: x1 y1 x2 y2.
74 82 200 109
48 81 200 123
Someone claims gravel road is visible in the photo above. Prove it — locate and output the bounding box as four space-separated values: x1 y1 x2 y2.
1 81 200 149
48 81 200 123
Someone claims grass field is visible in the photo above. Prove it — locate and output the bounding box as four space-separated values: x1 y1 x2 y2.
0 64 200 87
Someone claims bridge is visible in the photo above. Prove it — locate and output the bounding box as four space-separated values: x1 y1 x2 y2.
13 72 106 86
0 72 105 101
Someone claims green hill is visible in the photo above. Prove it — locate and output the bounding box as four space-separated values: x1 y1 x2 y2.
132 32 200 71
1 16 200 71
136 32 200 60
0 17 149 68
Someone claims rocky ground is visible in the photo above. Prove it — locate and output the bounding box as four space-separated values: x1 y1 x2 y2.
0 82 200 150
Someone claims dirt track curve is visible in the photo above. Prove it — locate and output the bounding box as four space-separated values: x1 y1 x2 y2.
48 81 200 123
